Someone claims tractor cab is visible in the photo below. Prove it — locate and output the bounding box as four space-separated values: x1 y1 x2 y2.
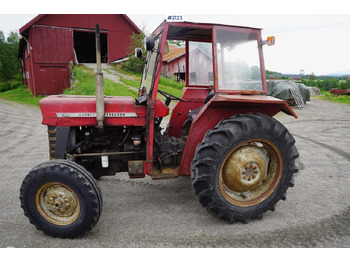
138 21 296 175
139 21 270 98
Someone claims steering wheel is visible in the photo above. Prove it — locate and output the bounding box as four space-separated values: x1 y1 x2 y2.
158 89 187 106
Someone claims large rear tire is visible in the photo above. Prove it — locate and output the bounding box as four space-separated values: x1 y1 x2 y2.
20 160 102 238
191 113 299 223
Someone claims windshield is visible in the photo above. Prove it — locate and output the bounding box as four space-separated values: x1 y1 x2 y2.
216 29 263 91
139 37 160 96
188 41 213 86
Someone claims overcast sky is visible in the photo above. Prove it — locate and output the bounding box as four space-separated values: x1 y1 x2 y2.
1 1 349 75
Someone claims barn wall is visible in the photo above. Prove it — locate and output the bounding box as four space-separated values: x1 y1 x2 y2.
33 14 138 61
31 26 74 63
28 26 73 95
20 14 139 95
162 56 186 77
189 49 213 84
35 14 135 32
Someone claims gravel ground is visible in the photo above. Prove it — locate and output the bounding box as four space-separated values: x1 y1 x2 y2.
0 97 349 248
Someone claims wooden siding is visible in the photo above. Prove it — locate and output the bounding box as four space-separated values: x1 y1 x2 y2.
31 26 74 64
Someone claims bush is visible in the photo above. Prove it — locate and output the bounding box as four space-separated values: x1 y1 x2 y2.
0 82 11 92
123 56 145 74
321 78 340 91
0 80 25 93
340 79 350 89
122 31 146 74
302 78 339 91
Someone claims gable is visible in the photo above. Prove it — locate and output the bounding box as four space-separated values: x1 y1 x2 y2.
20 14 140 34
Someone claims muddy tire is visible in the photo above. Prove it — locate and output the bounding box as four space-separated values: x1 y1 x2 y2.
20 160 102 238
191 113 299 223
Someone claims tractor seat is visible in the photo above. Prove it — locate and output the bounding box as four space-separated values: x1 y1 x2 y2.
187 91 215 121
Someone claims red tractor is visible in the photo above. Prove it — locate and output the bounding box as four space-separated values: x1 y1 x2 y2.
20 21 299 238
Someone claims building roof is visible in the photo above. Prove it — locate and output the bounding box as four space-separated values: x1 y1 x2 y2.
19 14 140 35
163 44 185 62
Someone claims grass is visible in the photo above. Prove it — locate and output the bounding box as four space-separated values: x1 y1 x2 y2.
315 90 350 105
0 64 186 108
2 66 350 109
118 75 140 89
106 64 186 98
159 76 185 90
65 65 184 98
158 76 186 98
0 85 43 107
64 65 138 98
158 83 184 98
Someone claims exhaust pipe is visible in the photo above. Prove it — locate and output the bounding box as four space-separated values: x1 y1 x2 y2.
95 24 104 129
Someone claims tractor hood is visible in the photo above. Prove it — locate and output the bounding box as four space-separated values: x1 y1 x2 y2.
40 95 169 127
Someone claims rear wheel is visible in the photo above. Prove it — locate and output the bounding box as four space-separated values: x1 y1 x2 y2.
191 113 299 223
20 160 102 238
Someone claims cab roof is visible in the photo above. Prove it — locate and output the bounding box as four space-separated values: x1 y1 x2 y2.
165 21 262 41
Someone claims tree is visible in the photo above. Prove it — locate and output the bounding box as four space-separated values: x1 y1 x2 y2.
340 78 350 89
7 31 19 45
0 30 21 81
309 72 316 80
123 28 146 74
0 31 5 42
323 78 339 91
168 40 185 47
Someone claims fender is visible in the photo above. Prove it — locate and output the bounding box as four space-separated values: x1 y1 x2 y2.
167 87 211 138
178 94 297 176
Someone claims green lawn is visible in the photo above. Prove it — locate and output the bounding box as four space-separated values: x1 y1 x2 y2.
105 64 185 98
315 90 350 105
64 65 138 98
0 64 186 107
0 85 43 107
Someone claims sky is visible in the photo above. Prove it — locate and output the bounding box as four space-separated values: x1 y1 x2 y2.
1 1 349 76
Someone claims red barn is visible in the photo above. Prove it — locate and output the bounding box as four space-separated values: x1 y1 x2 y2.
161 44 212 84
18 14 140 96
162 44 185 77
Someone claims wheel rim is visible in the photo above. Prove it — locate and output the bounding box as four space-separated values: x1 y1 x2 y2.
219 139 283 207
35 182 81 226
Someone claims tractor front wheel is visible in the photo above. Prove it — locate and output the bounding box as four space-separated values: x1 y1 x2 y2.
20 160 102 238
191 113 299 223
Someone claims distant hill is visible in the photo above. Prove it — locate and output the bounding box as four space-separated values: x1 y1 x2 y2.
327 70 350 77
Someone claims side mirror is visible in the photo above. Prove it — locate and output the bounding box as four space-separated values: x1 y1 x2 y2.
144 35 155 51
135 47 143 58
261 36 275 46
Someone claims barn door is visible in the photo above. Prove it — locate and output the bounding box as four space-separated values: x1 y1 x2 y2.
37 66 69 95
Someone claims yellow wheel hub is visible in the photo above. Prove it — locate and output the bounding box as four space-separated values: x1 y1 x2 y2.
222 145 269 193
35 182 80 226
219 140 282 207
